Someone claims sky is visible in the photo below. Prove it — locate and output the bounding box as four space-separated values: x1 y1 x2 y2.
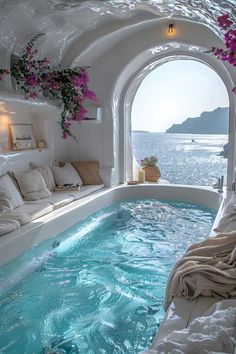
131 60 229 132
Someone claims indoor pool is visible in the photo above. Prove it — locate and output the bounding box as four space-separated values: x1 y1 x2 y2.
0 199 216 354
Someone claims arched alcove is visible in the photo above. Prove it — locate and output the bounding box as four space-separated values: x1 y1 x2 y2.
66 17 235 188
117 47 235 190
130 59 230 186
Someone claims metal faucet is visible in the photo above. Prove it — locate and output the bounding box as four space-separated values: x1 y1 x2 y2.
211 175 224 193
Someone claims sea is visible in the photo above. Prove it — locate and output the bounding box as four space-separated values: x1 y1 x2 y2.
132 132 228 186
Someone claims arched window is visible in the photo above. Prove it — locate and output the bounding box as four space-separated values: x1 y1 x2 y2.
131 60 229 186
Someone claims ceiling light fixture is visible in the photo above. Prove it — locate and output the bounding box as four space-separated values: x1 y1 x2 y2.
167 23 175 36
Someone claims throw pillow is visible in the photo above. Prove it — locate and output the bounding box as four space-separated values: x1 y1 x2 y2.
0 174 24 211
51 162 83 187
14 170 51 201
34 166 56 192
71 161 103 185
0 190 12 213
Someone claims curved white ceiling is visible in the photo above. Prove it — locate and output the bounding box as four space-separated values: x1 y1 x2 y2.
0 0 235 65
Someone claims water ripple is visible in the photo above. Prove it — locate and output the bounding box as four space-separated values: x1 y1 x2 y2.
0 199 216 353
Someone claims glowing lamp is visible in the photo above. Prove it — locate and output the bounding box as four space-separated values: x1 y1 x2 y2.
167 23 175 36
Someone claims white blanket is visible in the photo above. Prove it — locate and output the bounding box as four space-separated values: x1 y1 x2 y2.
164 231 236 310
153 300 236 354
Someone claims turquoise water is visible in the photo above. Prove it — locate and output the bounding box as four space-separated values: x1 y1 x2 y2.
0 200 216 354
132 132 228 186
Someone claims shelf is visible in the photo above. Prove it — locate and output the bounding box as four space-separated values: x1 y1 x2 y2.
0 147 48 155
80 118 101 124
0 90 59 111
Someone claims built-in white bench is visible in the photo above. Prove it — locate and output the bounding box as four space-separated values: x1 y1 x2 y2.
0 184 104 226
0 148 108 264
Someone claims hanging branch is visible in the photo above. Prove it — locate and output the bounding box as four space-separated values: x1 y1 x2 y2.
209 13 236 94
0 33 97 140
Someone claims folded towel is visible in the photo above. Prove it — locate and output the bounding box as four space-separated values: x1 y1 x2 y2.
164 231 236 311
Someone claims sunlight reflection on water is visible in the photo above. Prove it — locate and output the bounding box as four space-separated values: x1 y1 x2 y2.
132 132 228 185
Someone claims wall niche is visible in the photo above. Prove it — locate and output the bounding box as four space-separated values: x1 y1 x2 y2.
0 93 59 154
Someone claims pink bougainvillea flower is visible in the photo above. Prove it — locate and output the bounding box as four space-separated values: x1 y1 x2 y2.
73 107 88 121
64 120 72 128
0 33 97 140
210 13 236 95
50 81 61 90
140 156 158 167
66 113 73 121
79 68 89 85
71 75 83 87
218 14 233 29
62 131 69 139
82 89 97 100
26 73 40 87
29 92 39 99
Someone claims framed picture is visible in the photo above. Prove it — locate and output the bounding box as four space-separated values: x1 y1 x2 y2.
10 124 37 150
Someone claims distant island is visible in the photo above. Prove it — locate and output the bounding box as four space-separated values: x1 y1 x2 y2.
166 107 229 134
132 130 150 133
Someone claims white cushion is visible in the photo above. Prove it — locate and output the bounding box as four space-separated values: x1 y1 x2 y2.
14 170 51 201
0 219 20 236
0 190 12 213
0 174 24 211
34 166 56 192
0 203 54 225
51 163 83 187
